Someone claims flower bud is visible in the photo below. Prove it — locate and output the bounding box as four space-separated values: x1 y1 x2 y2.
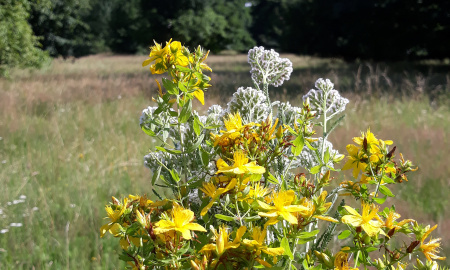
375 258 385 270
190 260 200 270
407 240 420 253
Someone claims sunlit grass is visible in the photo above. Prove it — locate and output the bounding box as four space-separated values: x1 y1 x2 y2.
0 54 448 268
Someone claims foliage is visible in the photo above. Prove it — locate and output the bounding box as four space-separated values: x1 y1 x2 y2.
0 0 49 77
101 41 447 269
28 0 91 57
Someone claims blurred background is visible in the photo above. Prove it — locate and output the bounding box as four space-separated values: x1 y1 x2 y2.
0 0 449 269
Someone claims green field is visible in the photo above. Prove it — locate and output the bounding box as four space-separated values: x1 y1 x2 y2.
0 54 449 269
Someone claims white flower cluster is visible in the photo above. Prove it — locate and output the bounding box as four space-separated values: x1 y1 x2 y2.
303 78 349 118
248 46 293 87
226 87 270 123
275 102 302 126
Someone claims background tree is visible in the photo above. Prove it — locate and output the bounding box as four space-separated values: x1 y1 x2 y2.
0 0 49 77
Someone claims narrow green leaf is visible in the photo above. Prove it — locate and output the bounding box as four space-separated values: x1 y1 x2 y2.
185 134 205 153
243 216 261 222
381 175 395 184
176 65 191 73
310 165 322 174
170 170 180 182
291 133 305 156
179 99 192 123
200 148 210 167
162 77 178 95
296 230 319 239
267 172 279 184
323 148 331 164
379 185 395 197
373 196 387 204
281 237 294 260
193 116 202 136
215 214 235 222
338 230 352 239
151 165 162 186
141 125 155 136
178 81 187 93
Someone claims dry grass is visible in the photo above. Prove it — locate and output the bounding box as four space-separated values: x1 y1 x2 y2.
0 54 449 268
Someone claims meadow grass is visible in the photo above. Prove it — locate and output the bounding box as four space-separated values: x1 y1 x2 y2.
0 54 448 269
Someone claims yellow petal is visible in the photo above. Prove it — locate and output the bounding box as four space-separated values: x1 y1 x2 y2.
280 211 298 224
193 89 205 105
178 228 192 240
100 223 112 238
184 223 207 232
264 247 285 256
341 215 363 227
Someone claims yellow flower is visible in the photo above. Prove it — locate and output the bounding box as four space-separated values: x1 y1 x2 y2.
200 225 247 256
257 190 309 225
166 40 189 67
341 202 386 237
200 178 237 216
384 210 414 230
420 225 446 261
212 112 258 147
100 197 128 237
334 248 357 270
154 202 206 240
216 150 265 175
240 182 270 203
342 144 368 178
142 40 168 74
243 226 284 267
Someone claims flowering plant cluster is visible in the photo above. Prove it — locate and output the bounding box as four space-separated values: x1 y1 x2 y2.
101 40 446 270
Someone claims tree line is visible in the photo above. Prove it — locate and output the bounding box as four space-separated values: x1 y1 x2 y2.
1 0 448 75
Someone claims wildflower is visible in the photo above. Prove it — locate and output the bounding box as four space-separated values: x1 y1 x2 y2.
100 197 128 237
384 209 414 230
419 225 446 261
212 112 258 147
243 226 284 266
216 150 265 175
200 178 237 216
154 202 206 240
341 202 385 237
258 190 309 225
342 144 370 178
334 247 358 270
200 225 246 266
142 40 169 74
166 40 189 67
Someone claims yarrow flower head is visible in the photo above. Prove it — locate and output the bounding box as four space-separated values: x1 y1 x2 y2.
248 46 293 87
303 78 349 119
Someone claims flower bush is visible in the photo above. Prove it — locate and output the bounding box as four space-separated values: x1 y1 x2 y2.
100 40 446 270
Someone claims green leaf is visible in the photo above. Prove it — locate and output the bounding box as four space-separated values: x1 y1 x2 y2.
156 146 182 155
185 134 205 153
170 170 180 182
323 148 331 164
291 134 305 156
141 125 155 136
200 148 210 167
162 77 178 95
178 81 187 93
151 165 162 186
176 242 190 255
373 196 387 204
243 216 261 222
310 165 322 174
381 175 395 184
215 214 235 222
296 230 319 239
267 172 279 184
281 237 294 260
365 247 377 252
176 65 191 73
338 230 352 239
193 116 202 136
379 185 395 197
179 99 192 123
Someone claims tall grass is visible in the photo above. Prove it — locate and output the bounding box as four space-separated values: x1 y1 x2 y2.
0 54 448 269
